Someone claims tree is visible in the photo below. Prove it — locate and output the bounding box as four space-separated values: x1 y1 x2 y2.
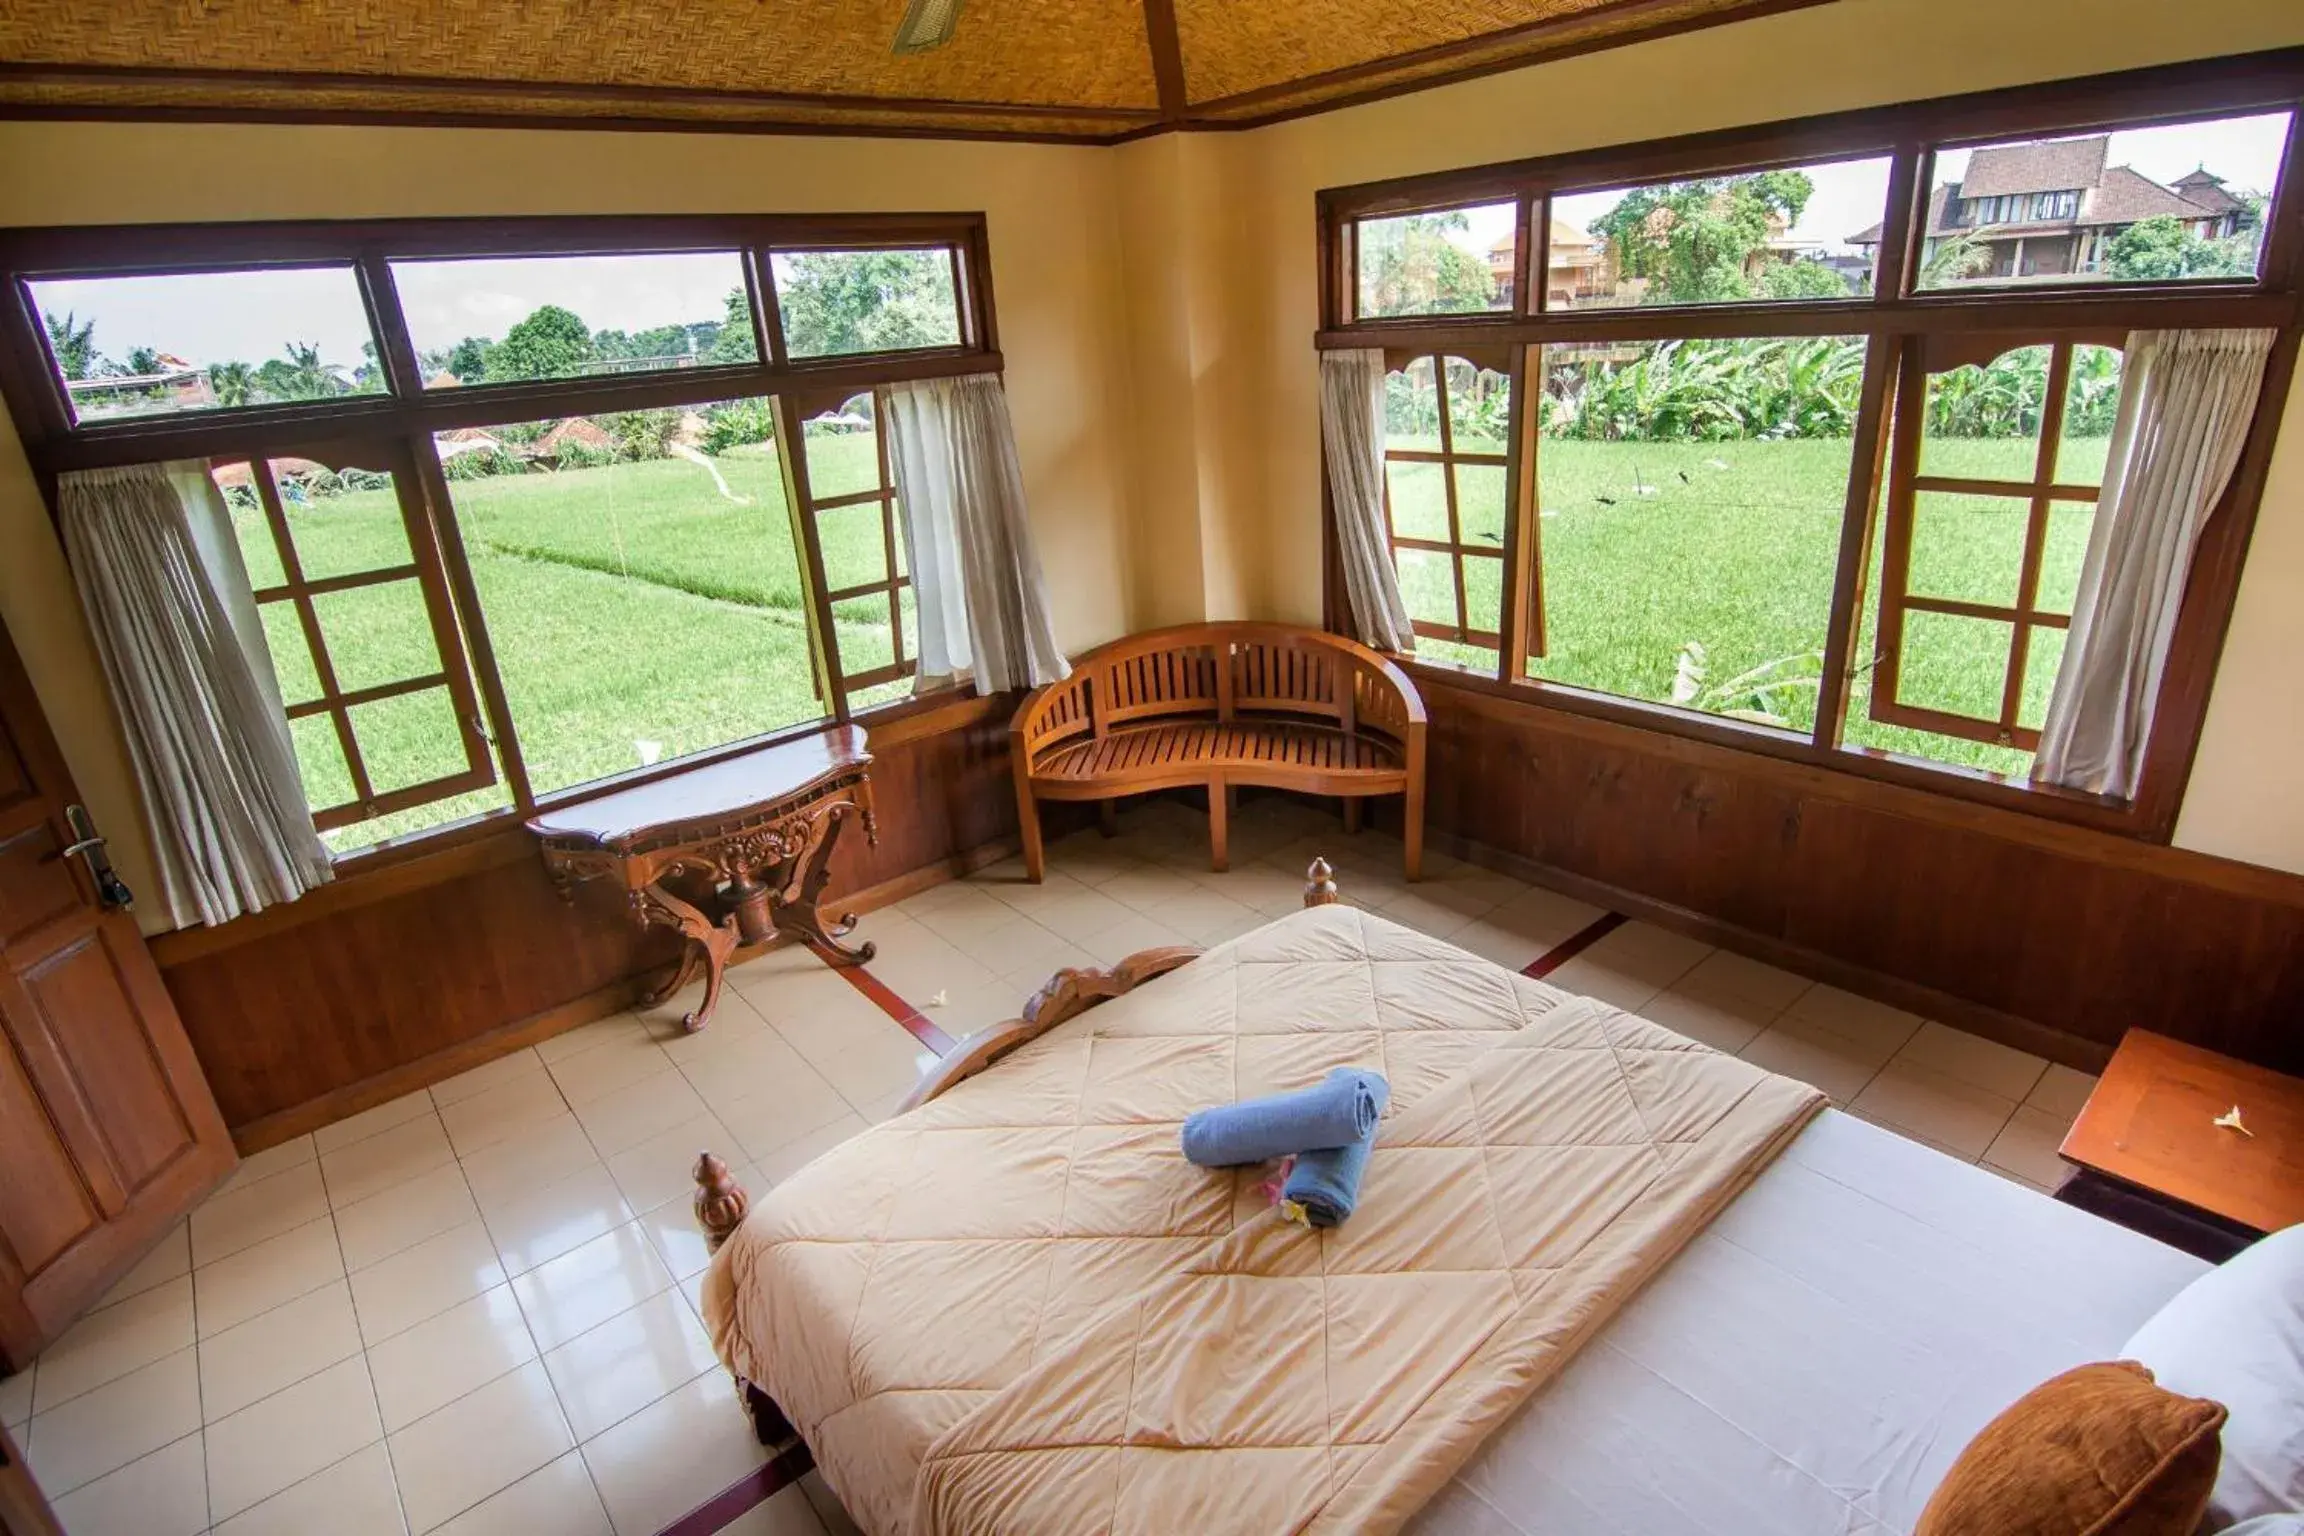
1589 170 1815 304
484 305 595 382
1918 230 1995 287
1757 259 1853 300
2104 215 2257 281
1354 212 1496 317
444 336 492 384
771 253 957 356
207 361 257 407
124 346 164 377
43 312 96 380
261 342 349 400
705 288 758 363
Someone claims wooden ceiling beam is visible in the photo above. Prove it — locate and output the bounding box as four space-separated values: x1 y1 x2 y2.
1141 0 1189 122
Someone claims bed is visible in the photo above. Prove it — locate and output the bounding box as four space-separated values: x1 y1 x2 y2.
695 863 2204 1535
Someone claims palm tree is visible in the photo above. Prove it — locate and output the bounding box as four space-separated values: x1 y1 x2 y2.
271 341 349 400
124 346 163 377
42 312 96 380
207 361 257 407
1919 231 1994 287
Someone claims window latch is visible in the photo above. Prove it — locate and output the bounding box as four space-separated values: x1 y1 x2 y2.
470 713 497 747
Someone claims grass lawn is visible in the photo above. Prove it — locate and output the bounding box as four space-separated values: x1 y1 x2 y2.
1387 434 2101 777
238 434 902 850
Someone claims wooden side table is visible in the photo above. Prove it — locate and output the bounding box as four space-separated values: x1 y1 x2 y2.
528 727 878 1033
2055 1029 2304 1262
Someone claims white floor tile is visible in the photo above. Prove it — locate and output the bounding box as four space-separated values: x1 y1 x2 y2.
712 1065 854 1169
1775 984 1926 1063
212 1137 317 1200
541 1289 717 1442
603 1111 740 1217
48 1429 207 1536
388 1360 573 1535
349 1219 509 1347
548 1032 679 1110
721 1485 831 1535
429 1048 549 1110
510 1225 673 1353
334 1163 482 1273
1983 1104 2077 1191
190 1161 331 1269
753 1116 866 1188
0 1364 31 1430
197 1280 364 1422
367 1284 539 1432
573 1069 710 1160
32 1276 194 1414
434 1450 611 1536
459 1114 602 1210
440 1072 572 1160
203 1354 382 1523
321 1114 457 1210
25 1346 201 1497
1848 1060 2022 1161
1738 1018 1885 1105
87 1221 191 1313
811 1027 935 1114
210 1441 405 1536
193 1214 346 1338
1674 949 1812 1012
1890 1020 2050 1102
800 1469 863 1536
1641 984 1777 1056
312 1090 437 1156
2026 1062 2101 1120
579 1371 771 1536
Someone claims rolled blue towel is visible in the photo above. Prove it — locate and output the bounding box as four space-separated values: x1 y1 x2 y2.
1280 1118 1381 1229
1180 1068 1389 1168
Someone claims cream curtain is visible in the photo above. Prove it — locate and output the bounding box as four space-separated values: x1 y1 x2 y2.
2034 329 2276 798
1319 349 1414 653
59 461 332 928
884 372 1069 693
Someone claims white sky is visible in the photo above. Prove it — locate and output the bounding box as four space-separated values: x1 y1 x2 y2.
30 250 748 373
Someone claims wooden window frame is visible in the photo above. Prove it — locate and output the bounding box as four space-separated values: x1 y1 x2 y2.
0 211 1003 868
1380 348 1514 654
785 384 918 702
1312 47 2304 843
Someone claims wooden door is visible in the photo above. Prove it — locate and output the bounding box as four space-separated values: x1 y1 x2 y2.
0 620 235 1371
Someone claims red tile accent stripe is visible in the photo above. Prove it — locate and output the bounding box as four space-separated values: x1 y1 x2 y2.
1522 911 1627 980
822 951 957 1055
655 1442 814 1536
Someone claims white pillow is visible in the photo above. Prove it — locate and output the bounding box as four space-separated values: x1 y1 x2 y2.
2218 1519 2304 1535
2122 1222 2304 1527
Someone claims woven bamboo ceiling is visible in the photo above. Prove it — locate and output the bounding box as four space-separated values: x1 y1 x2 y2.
0 0 1831 142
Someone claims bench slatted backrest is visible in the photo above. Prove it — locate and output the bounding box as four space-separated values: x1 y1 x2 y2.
1230 639 1349 730
1099 644 1219 731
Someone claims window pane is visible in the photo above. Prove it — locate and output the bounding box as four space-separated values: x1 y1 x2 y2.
1383 461 1449 542
1527 336 1856 733
257 604 322 707
1355 202 1514 319
1918 346 2050 481
818 501 891 593
1454 464 1507 552
1394 547 1458 632
1845 547 2033 778
434 399 824 797
2018 626 2067 732
1445 357 1510 452
1915 112 2290 291
29 267 385 425
323 781 514 858
770 249 961 358
217 465 287 588
349 687 470 796
834 593 895 678
267 461 415 581
1895 610 2014 724
288 715 356 812
392 251 757 388
310 580 443 694
2053 344 2125 483
1908 492 2027 607
2037 502 2095 614
802 395 883 501
1549 157 1889 310
1464 552 1503 637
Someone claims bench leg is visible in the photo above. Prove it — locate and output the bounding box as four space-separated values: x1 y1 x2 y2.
1342 796 1362 836
1017 781 1047 883
1208 780 1230 873
1403 784 1424 883
1097 801 1119 839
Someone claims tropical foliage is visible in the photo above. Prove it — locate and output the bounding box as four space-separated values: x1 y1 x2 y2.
772 249 960 356
1538 336 1867 442
2103 213 2261 281
1357 211 1499 317
1589 170 1853 304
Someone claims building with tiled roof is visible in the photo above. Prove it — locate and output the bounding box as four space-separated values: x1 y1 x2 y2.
1848 135 2256 281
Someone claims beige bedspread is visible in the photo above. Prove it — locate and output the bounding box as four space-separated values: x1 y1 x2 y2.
701 905 1822 1534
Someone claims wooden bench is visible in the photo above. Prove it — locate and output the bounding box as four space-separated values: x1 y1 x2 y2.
1010 623 1426 880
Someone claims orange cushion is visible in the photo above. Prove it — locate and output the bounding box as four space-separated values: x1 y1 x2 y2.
1915 1361 2226 1536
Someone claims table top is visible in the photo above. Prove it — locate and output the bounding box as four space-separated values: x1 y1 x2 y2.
525 725 870 849
2060 1028 2304 1235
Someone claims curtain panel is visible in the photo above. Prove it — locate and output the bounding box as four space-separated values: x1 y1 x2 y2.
59 461 332 928
884 372 1069 693
1318 349 1415 654
2035 328 2277 799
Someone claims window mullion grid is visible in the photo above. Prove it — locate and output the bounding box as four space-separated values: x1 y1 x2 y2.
774 394 852 722
1432 354 1470 641
1999 341 2075 738
408 434 535 811
253 460 377 814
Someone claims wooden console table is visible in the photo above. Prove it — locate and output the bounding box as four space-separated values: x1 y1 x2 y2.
528 728 878 1032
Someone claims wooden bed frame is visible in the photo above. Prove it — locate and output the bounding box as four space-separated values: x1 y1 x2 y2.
689 855 1344 1451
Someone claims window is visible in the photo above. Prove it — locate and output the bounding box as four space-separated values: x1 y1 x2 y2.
791 391 917 710
1547 156 1891 309
1916 111 2292 291
390 251 759 387
1316 61 2298 834
768 248 964 358
1382 353 1511 670
28 267 384 424
1849 340 2123 773
0 212 1001 862
215 448 497 852
1524 336 1862 732
1354 203 1516 319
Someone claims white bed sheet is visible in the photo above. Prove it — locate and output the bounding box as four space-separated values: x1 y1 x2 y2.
1411 1109 2207 1536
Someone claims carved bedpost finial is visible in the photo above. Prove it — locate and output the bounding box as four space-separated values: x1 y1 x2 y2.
1305 856 1339 908
693 1151 750 1253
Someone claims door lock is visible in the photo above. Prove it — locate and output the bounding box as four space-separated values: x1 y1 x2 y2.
62 804 134 911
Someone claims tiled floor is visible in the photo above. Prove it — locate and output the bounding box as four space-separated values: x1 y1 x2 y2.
7 794 2097 1536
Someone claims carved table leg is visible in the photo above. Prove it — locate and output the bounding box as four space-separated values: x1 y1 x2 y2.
773 801 877 967
638 943 704 1009
637 882 740 1032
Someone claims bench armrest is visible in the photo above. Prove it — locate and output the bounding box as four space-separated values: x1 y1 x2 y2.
1010 669 1093 770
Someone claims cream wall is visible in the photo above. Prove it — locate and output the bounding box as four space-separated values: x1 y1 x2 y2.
0 124 1137 910
1161 0 2304 871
